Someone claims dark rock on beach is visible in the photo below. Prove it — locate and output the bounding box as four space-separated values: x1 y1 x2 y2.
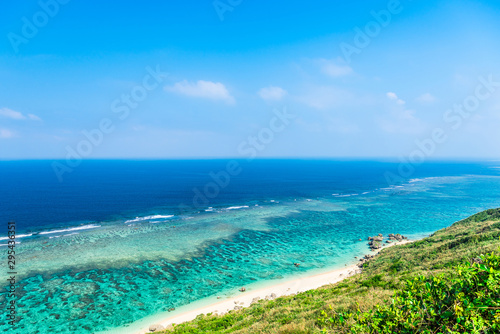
368 237 383 250
357 253 377 267
388 233 407 241
149 324 165 332
368 233 407 250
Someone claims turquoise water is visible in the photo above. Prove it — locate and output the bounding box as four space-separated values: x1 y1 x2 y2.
1 161 500 333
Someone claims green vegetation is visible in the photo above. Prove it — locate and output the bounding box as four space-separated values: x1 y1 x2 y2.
158 208 500 333
318 249 500 333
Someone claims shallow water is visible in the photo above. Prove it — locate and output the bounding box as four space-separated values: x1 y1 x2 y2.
1 161 500 333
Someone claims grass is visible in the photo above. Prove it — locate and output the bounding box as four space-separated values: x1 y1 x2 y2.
156 208 500 334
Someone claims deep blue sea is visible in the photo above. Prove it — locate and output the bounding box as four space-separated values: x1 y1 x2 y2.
1 159 500 333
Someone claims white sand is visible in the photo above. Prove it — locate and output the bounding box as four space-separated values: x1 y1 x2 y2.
126 239 411 333
136 264 359 333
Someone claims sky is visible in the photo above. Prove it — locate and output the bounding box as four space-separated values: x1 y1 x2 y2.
1 0 500 159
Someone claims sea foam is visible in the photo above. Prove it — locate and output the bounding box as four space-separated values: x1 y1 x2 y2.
0 233 32 241
225 206 249 210
124 215 174 223
39 224 101 235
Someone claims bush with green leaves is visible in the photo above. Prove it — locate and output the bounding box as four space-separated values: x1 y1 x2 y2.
318 248 500 333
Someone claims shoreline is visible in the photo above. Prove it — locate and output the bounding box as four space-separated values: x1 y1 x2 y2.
126 239 412 334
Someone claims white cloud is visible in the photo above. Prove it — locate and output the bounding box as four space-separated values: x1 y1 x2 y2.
416 93 436 104
258 86 287 101
28 113 42 121
386 92 398 100
0 107 42 121
0 107 26 120
165 80 235 104
0 128 15 139
319 59 353 77
380 92 427 134
386 92 405 105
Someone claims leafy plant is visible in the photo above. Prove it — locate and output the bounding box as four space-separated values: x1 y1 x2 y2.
320 246 500 333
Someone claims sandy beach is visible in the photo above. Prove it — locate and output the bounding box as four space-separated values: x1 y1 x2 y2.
132 239 411 333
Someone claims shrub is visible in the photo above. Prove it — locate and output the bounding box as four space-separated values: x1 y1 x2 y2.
319 248 500 333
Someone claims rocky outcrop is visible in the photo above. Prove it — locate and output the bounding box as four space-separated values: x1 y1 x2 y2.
367 233 408 250
358 232 410 270
368 238 383 250
368 234 384 243
388 233 407 242
149 324 165 332
357 254 376 267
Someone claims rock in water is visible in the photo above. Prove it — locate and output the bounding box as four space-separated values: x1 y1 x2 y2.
369 240 382 250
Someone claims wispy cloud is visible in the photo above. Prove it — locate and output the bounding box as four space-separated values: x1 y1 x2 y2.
0 107 25 120
416 93 437 104
0 107 42 121
318 58 353 77
28 113 42 121
0 128 16 139
386 92 405 105
165 80 235 104
258 86 287 101
380 93 426 134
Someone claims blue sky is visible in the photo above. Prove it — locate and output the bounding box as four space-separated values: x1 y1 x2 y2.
1 0 500 159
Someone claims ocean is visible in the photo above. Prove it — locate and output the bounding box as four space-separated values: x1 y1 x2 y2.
1 159 500 333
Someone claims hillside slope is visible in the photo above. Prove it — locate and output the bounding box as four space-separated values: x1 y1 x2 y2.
157 208 500 333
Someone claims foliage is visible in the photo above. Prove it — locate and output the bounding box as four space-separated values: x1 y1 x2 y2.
319 247 500 333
